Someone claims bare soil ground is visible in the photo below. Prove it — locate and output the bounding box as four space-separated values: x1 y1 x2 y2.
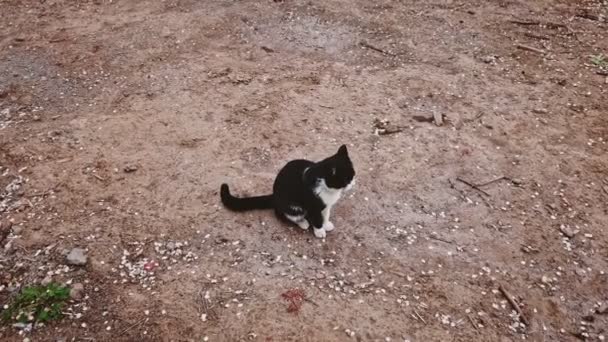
1 0 608 341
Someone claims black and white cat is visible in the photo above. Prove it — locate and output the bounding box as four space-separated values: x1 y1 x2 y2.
220 145 355 238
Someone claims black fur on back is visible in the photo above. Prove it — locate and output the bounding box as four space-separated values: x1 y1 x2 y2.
220 145 355 230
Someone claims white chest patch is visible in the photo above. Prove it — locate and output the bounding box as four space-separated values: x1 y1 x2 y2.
314 179 343 206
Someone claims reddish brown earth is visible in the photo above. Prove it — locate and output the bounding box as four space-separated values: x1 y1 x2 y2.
1 0 607 341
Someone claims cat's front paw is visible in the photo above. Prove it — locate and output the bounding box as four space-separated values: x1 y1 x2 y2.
323 221 335 231
313 227 326 239
297 220 310 230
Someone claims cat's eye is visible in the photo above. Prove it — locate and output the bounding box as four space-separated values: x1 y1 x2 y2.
331 168 336 175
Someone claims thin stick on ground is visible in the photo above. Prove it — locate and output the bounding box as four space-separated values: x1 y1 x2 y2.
304 297 319 307
476 176 512 187
499 284 530 326
455 177 490 197
318 104 335 109
359 41 397 57
388 269 408 278
516 44 546 54
509 19 568 29
428 235 454 244
197 288 216 320
92 174 106 181
26 182 65 198
120 318 147 335
413 310 427 324
467 314 480 333
509 19 541 26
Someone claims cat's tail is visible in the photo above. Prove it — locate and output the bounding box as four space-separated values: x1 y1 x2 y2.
220 184 274 211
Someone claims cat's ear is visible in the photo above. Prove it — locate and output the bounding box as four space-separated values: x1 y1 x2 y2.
337 144 348 156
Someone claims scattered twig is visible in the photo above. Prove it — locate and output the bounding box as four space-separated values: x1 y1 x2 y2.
455 177 490 197
388 269 408 278
476 176 509 187
575 13 603 22
413 310 427 324
499 284 530 326
516 44 546 54
433 111 444 126
26 182 64 198
377 126 403 135
318 104 335 109
520 244 540 254
91 174 106 181
509 19 541 26
304 297 319 307
428 235 454 244
471 112 485 122
541 319 546 342
197 289 209 315
412 115 434 123
120 318 147 335
467 314 480 332
359 41 397 57
509 20 568 29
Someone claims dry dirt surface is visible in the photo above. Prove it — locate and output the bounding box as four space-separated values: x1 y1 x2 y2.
1 0 608 341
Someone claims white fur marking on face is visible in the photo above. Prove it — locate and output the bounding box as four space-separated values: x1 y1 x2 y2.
314 179 342 206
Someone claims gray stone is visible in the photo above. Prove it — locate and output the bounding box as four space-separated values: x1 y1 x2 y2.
123 164 138 173
12 322 32 332
41 275 53 285
481 55 496 64
559 225 578 238
70 283 85 300
11 225 23 235
66 248 88 266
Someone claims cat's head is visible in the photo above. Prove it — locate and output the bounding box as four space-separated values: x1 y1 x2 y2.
321 145 355 190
